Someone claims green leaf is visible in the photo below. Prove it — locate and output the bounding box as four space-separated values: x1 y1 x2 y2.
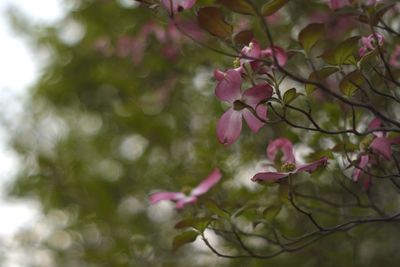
263 203 282 221
174 217 211 232
203 199 230 219
331 142 358 153
305 67 338 95
298 23 325 54
231 204 257 218
307 150 334 161
283 88 301 104
339 70 364 97
320 36 360 66
278 181 290 204
172 230 199 252
359 49 379 69
198 7 233 38
217 0 254 15
234 30 254 46
261 0 288 16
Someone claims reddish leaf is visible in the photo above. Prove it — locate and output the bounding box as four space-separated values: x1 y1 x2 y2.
261 0 288 16
234 30 254 45
172 230 199 252
198 7 233 38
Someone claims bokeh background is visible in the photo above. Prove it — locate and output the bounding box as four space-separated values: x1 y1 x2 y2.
2 0 400 266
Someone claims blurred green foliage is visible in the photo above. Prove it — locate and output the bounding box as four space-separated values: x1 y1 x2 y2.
6 0 400 266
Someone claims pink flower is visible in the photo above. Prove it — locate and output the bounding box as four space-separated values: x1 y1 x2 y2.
352 154 370 182
359 33 385 57
214 69 273 145
161 0 196 15
149 168 221 209
351 117 400 189
367 117 400 160
351 118 400 186
252 138 328 182
240 40 287 69
389 45 400 68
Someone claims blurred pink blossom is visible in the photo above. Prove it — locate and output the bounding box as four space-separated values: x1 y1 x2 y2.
149 168 221 209
252 138 328 183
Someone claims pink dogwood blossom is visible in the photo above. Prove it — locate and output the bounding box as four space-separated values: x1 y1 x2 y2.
149 168 221 209
367 117 400 160
161 0 196 15
214 69 273 146
352 154 370 182
359 33 385 57
240 40 287 69
252 138 328 182
352 117 400 185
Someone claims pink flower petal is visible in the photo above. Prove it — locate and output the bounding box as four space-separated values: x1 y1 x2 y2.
251 171 288 182
368 117 382 130
368 117 384 137
267 138 296 163
191 168 222 196
370 137 392 159
214 69 225 81
359 47 367 57
261 46 288 66
360 33 385 56
242 107 266 133
149 191 185 205
296 157 328 173
361 36 373 50
242 83 273 107
240 40 261 63
217 108 243 146
352 154 369 182
215 69 242 103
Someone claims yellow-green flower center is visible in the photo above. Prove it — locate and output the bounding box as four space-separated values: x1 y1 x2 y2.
181 186 192 195
281 162 296 172
233 57 240 68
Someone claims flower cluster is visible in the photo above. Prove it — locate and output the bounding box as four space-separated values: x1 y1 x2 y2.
252 138 328 182
214 40 287 146
352 118 400 184
359 33 385 57
149 168 221 209
215 69 272 146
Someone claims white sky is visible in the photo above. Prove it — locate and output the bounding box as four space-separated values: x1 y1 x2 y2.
0 0 63 246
